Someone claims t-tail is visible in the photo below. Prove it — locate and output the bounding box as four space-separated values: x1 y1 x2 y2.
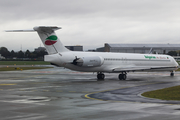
6 26 69 54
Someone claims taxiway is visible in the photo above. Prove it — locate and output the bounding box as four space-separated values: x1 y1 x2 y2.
0 67 180 120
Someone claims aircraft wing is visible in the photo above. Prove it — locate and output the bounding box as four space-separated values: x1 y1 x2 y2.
112 66 177 72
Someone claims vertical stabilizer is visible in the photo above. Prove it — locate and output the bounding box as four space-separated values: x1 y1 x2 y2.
33 26 69 54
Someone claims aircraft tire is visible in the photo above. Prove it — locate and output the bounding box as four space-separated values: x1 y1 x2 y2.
118 74 123 80
119 74 127 80
170 72 174 76
97 73 105 80
122 74 126 80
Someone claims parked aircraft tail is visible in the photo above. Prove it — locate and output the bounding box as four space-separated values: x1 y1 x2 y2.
6 26 69 54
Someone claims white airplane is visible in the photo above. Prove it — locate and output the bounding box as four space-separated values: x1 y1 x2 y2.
6 26 179 80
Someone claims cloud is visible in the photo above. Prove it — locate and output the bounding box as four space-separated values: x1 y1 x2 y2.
1 0 180 51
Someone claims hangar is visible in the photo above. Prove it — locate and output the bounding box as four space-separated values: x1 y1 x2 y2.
65 46 83 51
103 43 180 54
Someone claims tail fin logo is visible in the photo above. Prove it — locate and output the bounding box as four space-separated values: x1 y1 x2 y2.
45 35 58 45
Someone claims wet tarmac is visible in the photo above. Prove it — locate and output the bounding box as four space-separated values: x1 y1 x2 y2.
1 67 180 119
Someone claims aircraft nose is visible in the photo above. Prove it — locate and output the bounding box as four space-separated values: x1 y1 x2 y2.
175 61 179 68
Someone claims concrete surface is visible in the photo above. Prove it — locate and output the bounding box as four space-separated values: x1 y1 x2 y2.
0 67 180 120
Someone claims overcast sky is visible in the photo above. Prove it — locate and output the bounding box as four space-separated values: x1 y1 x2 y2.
1 0 180 51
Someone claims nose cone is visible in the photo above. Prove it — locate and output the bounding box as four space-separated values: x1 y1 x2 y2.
172 57 179 70
173 58 179 66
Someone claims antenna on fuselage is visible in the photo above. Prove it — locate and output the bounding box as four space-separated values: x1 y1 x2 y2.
148 48 153 54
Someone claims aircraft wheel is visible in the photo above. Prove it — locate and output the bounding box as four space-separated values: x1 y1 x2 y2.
97 73 105 80
119 74 127 80
122 74 127 80
118 74 123 80
170 72 174 77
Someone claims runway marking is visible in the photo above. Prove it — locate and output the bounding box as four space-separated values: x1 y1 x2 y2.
19 89 26 91
82 91 90 93
43 90 49 92
0 72 56 81
84 82 166 102
69 91 76 93
56 91 63 92
2 88 83 93
84 88 123 101
31 90 37 92
0 84 16 86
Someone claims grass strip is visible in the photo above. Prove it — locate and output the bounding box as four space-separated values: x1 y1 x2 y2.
142 85 180 101
175 68 180 71
0 61 50 65
0 67 52 71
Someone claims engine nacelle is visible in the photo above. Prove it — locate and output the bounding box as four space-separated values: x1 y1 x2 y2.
74 56 104 67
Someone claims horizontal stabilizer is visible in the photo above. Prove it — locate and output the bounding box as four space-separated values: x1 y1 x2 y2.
33 26 61 33
5 29 35 32
5 26 69 54
5 26 62 33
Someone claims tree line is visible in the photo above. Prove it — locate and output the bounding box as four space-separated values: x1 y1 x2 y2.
167 51 180 56
0 46 179 61
0 47 47 60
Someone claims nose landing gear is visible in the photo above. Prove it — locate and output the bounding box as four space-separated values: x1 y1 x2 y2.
170 71 174 77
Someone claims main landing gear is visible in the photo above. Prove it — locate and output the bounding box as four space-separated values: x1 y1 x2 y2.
97 72 127 81
97 72 105 80
118 72 127 80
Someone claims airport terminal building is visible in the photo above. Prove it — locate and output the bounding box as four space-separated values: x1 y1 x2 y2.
65 46 83 51
102 43 180 54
